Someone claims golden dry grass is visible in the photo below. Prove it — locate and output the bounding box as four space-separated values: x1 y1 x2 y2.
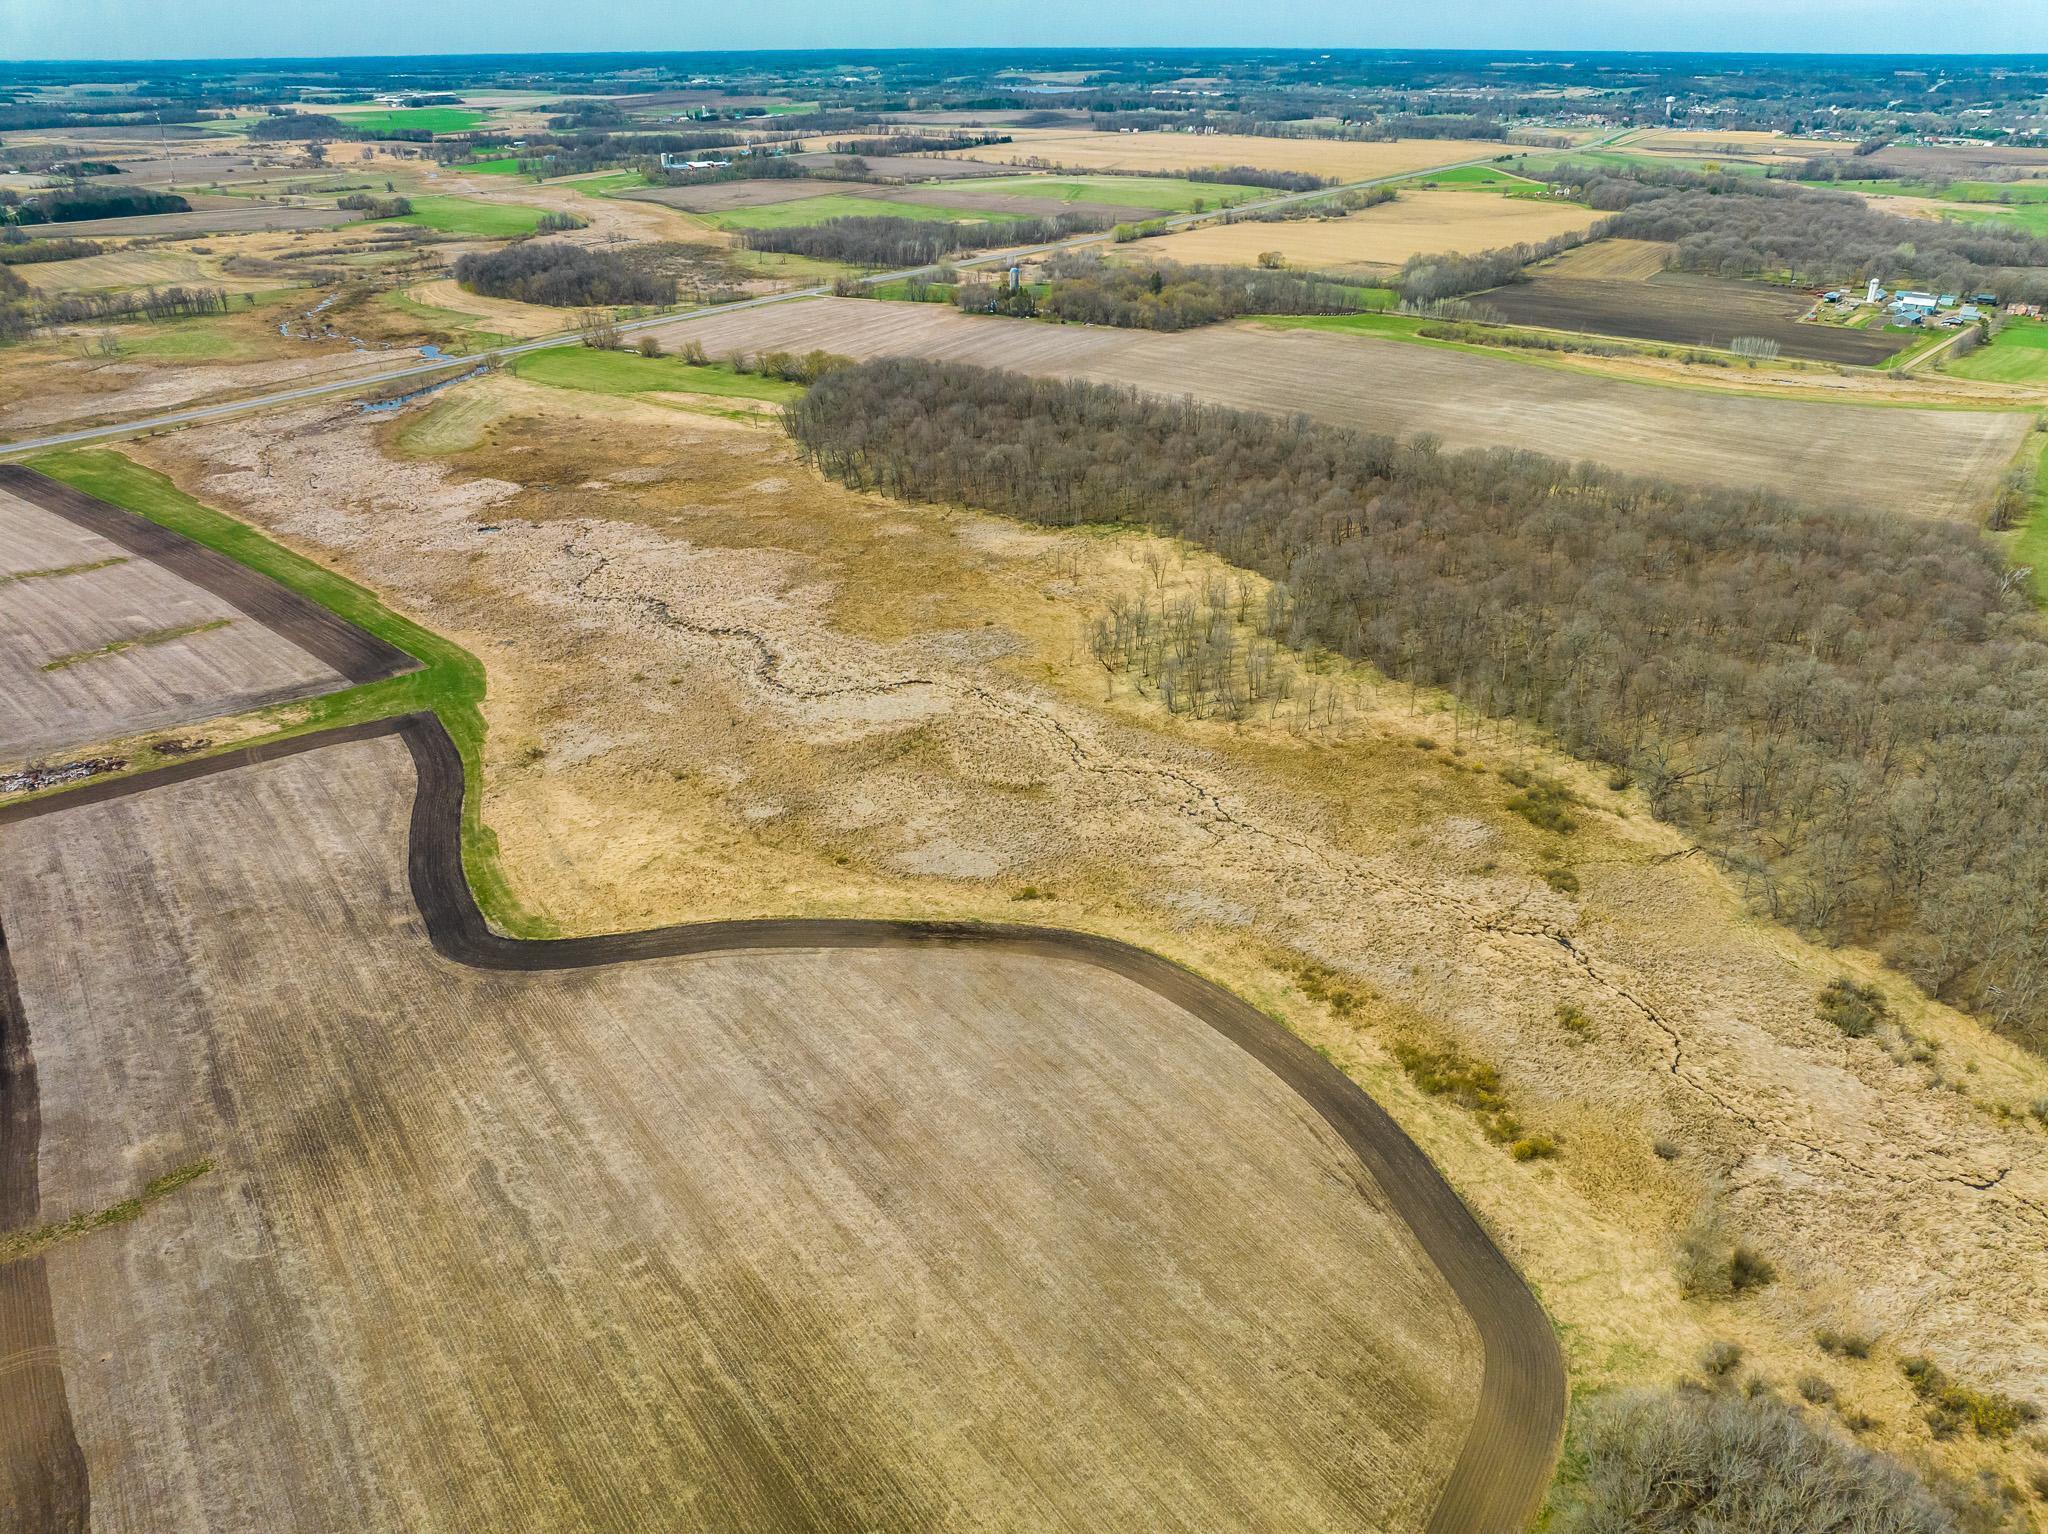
949 128 1507 181
1129 189 1605 270
1538 238 1676 280
401 279 570 338
1626 130 1849 162
119 388 2048 1516
14 247 276 297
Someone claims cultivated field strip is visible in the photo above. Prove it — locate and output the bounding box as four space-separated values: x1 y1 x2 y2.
0 488 330 760
1132 188 1604 269
0 720 1529 1533
0 470 415 761
646 298 2029 519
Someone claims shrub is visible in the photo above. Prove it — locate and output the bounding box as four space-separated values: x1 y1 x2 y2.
1392 1037 1531 1148
678 338 708 366
537 210 588 233
1652 1138 1682 1160
1901 1356 2041 1440
1510 1134 1558 1161
1819 978 1891 1039
1555 1002 1593 1037
1552 1386 1955 1533
1817 1327 1874 1360
1506 775 1579 834
1702 1340 1746 1378
635 334 663 358
1729 1244 1778 1295
1799 1373 1838 1405
1542 865 1581 895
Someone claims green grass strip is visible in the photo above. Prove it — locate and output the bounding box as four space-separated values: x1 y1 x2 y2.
0 555 127 586
510 347 804 403
0 1160 212 1267
2011 435 2048 610
23 447 549 936
42 617 229 671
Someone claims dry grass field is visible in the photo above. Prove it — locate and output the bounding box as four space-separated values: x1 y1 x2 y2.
14 248 278 297
946 128 1507 182
0 731 1479 1533
119 384 2048 1501
1537 238 1675 280
1129 189 1604 271
1625 129 1847 164
645 298 2025 518
0 485 345 761
400 279 572 338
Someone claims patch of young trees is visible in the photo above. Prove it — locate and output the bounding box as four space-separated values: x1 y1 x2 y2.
336 193 413 219
0 235 103 265
453 242 676 307
38 285 230 324
738 211 1107 268
1396 229 1590 303
1015 252 1365 330
787 359 2048 1048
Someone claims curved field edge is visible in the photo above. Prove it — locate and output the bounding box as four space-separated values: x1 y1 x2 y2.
0 456 1570 1532
14 450 543 937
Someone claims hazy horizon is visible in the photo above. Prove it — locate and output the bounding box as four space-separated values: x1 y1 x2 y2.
5 0 2047 63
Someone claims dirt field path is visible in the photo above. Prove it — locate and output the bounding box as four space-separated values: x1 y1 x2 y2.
0 472 1566 1532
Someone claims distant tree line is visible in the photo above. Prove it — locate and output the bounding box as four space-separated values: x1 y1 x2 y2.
1229 185 1396 223
977 252 1366 330
1396 229 1589 303
37 284 230 325
827 132 1010 156
453 242 676 307
787 359 2048 1047
1 186 190 225
1180 164 1336 193
739 211 1109 267
0 235 104 265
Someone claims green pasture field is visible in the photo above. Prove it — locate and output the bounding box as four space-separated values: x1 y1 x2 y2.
937 174 1250 211
373 194 548 237
510 348 806 403
335 107 487 136
707 194 1021 230
1943 321 2048 385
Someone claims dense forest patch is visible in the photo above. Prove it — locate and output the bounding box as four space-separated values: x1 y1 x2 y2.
452 241 675 308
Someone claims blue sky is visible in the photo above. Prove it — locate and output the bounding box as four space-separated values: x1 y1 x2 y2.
4 0 2045 61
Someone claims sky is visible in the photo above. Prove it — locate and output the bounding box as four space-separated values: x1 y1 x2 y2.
5 0 2046 62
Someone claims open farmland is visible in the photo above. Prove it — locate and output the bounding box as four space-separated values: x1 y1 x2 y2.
14 205 358 238
0 723 1493 1533
945 128 1510 182
0 474 406 760
1483 271 1908 364
13 246 278 297
1623 129 1848 164
621 179 883 211
648 298 2024 517
1943 319 2048 385
1128 189 1604 272
1537 237 1676 280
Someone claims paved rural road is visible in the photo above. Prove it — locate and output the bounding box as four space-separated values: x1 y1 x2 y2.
1 470 1569 1532
0 145 1533 458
